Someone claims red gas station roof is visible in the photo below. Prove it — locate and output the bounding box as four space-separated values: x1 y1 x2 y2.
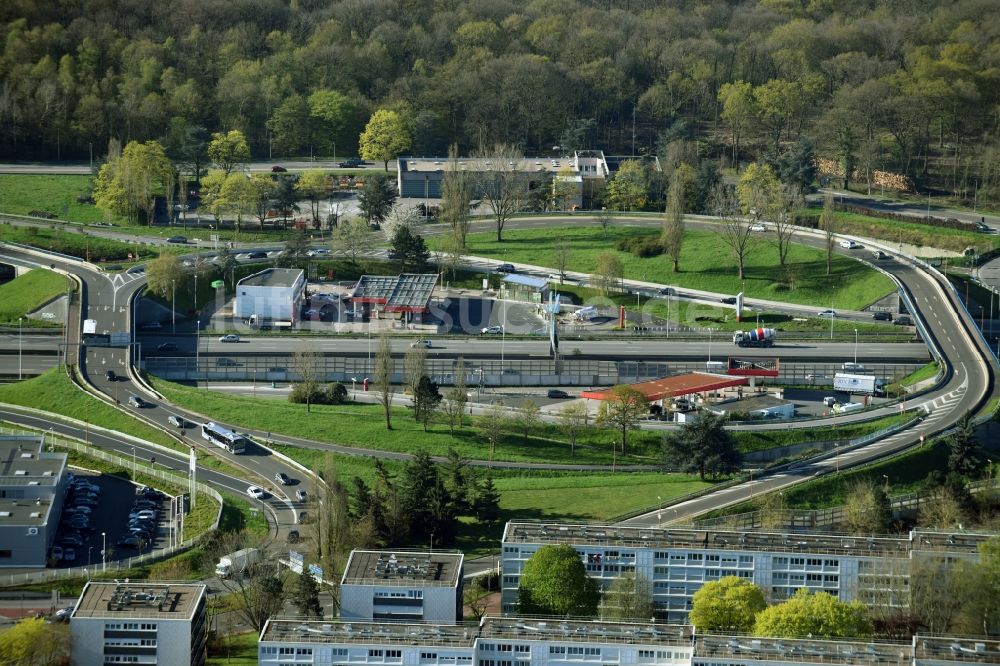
580 372 749 402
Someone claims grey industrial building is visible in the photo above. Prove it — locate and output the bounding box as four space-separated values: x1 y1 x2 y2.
0 435 68 567
234 268 305 324
70 581 207 666
339 549 464 624
501 521 990 623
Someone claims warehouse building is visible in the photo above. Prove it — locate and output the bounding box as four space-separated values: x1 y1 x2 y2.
339 549 464 624
233 268 305 325
500 521 990 623
70 581 208 666
0 435 68 567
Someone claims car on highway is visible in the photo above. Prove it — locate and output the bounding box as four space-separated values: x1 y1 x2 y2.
167 415 186 428
274 472 290 485
749 223 767 232
247 485 266 500
547 389 570 399
105 369 117 381
410 339 432 348
166 236 187 244
218 334 240 343
481 325 503 334
246 251 267 259
496 263 516 273
296 489 307 501
306 248 330 257
127 266 145 274
157 343 178 351
659 287 675 296
720 297 737 304
872 250 890 260
338 157 364 168
839 239 860 249
894 315 913 326
54 605 75 621
271 165 288 172
128 395 147 408
871 311 893 321
817 309 837 318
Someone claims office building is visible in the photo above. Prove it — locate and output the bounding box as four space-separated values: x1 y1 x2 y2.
70 581 207 666
234 268 305 324
340 550 464 624
501 522 990 622
258 616 1000 666
0 435 68 567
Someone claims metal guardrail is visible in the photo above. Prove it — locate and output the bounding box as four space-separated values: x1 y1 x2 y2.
0 426 222 588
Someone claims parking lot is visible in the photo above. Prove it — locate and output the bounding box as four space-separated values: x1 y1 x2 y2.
51 472 171 568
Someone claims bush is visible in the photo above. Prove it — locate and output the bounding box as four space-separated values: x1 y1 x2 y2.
289 382 326 405
615 235 664 258
327 382 348 404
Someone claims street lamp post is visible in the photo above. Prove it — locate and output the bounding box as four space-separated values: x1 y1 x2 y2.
171 279 176 333
18 317 23 380
88 546 93 567
500 290 507 372
853 328 858 366
132 447 136 475
101 532 106 572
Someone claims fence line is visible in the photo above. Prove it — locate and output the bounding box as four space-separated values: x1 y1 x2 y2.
0 426 223 588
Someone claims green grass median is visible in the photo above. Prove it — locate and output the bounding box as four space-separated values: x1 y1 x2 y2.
0 268 69 326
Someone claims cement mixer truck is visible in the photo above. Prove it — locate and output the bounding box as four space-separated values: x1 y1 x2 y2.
732 327 776 348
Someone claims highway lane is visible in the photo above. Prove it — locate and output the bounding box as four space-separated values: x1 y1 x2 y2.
0 356 57 374
0 247 304 535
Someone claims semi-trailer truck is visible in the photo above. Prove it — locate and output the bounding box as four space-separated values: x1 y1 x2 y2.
833 372 886 395
215 547 262 578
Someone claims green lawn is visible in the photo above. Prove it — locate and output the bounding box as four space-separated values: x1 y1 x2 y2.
208 632 259 665
433 226 896 310
0 370 182 448
0 174 107 223
738 411 916 455
0 268 69 326
0 222 162 264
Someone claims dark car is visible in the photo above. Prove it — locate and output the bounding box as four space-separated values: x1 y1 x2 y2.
338 157 363 168
720 297 737 304
894 315 913 326
547 389 570 399
497 263 516 273
166 236 187 244
116 535 143 549
271 165 288 172
287 529 300 544
105 369 117 381
157 342 178 352
871 311 893 321
139 322 162 330
247 251 267 259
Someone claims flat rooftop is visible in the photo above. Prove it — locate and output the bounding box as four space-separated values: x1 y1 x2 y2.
0 497 54 526
351 274 437 312
694 634 910 666
401 156 582 175
503 523 990 558
914 636 1000 664
342 550 463 588
0 438 65 486
73 582 206 620
581 372 748 402
238 268 303 288
260 616 691 648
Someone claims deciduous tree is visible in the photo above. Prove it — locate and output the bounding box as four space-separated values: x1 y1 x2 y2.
599 572 655 621
690 576 766 632
293 569 324 618
515 399 540 443
0 615 70 665
479 401 508 461
711 183 757 282
295 170 329 226
374 331 394 430
335 217 376 266
821 193 836 276
596 385 649 455
607 159 648 211
208 129 250 177
753 588 873 638
591 251 624 295
662 167 688 272
474 143 530 242
359 109 411 171
145 252 184 300
558 401 589 456
518 544 599 617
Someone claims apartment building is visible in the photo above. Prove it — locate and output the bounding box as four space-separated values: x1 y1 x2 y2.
501 522 990 622
340 550 465 624
258 616 1000 666
0 435 68 567
70 581 207 666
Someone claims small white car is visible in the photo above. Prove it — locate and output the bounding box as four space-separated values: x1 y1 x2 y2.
410 339 432 348
749 223 767 232
247 485 266 500
481 325 504 335
839 239 860 249
296 489 308 501
817 309 837 318
218 334 240 343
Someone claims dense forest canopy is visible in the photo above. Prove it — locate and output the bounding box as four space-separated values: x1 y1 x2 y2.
2 0 1000 199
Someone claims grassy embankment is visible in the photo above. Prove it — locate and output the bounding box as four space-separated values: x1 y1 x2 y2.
0 268 69 327
433 226 897 311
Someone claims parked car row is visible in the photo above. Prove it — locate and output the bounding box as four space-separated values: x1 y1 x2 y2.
52 474 103 563
118 486 166 549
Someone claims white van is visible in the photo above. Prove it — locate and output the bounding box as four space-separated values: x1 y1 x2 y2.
842 362 865 371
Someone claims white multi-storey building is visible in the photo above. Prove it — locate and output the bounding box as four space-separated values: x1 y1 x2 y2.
501 522 989 622
234 268 305 323
70 581 207 666
258 616 1000 666
0 435 68 567
340 550 465 624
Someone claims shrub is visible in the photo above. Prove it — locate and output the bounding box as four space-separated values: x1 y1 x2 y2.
327 382 348 404
615 235 664 258
289 383 326 405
